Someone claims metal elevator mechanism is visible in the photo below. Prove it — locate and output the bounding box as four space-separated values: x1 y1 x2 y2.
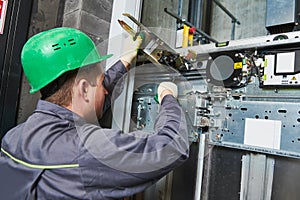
115 15 300 200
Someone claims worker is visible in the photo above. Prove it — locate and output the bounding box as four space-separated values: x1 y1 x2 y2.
0 27 189 199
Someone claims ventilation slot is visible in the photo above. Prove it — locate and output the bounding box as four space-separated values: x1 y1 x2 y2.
52 44 61 51
278 109 287 113
68 39 76 45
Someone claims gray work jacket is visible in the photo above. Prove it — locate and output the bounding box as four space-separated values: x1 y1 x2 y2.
0 61 189 200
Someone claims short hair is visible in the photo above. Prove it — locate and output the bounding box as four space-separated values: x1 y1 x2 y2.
41 63 103 107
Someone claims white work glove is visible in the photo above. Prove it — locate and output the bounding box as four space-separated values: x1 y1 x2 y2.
157 82 178 104
121 35 142 65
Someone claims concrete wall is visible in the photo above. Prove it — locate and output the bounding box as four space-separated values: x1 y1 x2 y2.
210 0 268 41
141 0 268 44
63 0 113 56
141 0 181 47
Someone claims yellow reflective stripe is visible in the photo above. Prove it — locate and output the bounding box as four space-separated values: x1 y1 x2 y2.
1 148 79 169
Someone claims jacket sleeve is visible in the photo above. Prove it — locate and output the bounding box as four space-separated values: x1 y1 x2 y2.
102 60 127 113
77 95 189 199
103 60 127 93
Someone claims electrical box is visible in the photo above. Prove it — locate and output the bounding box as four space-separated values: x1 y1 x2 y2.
266 0 300 33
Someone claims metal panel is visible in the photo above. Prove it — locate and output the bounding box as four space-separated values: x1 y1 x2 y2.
240 154 274 200
170 143 199 200
177 31 300 56
272 157 300 200
107 0 142 69
266 0 296 28
203 146 243 200
0 0 33 139
209 100 300 158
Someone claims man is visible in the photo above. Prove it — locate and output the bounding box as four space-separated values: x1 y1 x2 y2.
0 27 189 199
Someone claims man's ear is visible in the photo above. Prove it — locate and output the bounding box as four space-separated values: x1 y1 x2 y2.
77 79 90 102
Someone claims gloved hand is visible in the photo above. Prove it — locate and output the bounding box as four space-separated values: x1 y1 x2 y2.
157 82 178 104
121 35 142 65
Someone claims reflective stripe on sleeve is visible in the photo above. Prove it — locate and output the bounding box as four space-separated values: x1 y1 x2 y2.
1 148 79 169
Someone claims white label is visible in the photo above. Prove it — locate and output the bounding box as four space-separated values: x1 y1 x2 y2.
276 52 295 73
244 118 281 150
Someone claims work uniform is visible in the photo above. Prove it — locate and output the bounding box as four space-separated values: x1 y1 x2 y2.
0 61 189 200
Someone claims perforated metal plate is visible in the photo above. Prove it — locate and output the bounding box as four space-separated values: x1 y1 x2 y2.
209 100 300 158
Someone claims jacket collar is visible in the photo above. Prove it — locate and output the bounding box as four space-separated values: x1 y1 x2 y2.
35 100 85 125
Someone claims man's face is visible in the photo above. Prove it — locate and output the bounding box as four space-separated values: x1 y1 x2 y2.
73 63 108 123
93 73 108 120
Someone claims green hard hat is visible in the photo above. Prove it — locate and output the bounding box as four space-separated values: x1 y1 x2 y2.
21 27 113 93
